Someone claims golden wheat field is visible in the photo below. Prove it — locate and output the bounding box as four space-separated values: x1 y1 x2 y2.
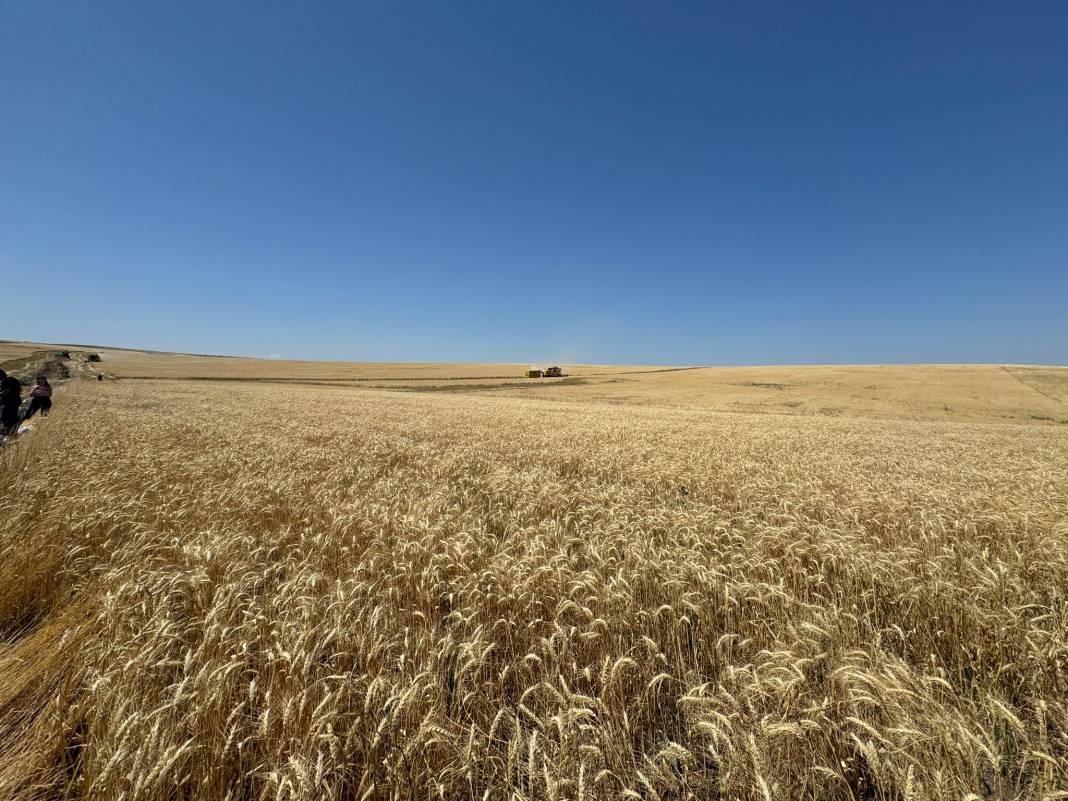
2 370 1068 800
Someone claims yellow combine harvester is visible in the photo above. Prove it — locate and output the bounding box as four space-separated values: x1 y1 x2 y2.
526 366 563 378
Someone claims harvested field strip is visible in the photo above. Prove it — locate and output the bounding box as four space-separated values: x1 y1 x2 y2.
118 374 533 382
114 367 703 382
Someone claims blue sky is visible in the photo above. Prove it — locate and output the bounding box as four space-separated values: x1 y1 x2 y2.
2 2 1065 364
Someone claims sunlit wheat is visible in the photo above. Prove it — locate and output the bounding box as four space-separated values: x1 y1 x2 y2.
1 378 1066 800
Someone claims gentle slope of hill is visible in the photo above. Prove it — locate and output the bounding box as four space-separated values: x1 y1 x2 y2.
2 340 1065 425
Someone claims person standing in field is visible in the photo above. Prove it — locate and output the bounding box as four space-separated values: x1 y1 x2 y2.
0 370 22 435
21 376 52 422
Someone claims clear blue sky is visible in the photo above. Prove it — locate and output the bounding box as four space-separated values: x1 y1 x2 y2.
2 2 1065 364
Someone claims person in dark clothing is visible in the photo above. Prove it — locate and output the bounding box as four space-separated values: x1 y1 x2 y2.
22 376 52 422
0 369 22 436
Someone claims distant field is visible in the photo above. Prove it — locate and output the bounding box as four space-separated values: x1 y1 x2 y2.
0 341 49 364
1 344 1066 799
498 363 1068 425
70 348 1068 427
0 340 665 381
2 341 1065 424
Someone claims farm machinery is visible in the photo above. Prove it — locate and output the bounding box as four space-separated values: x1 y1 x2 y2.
526 366 564 378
